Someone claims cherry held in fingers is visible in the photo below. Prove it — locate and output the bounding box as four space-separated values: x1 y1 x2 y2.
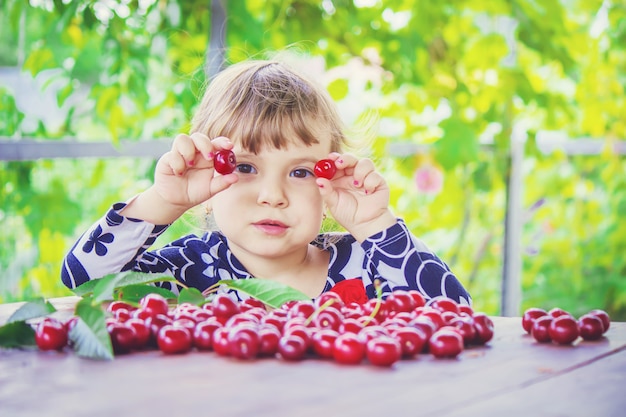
314 159 336 180
214 150 236 175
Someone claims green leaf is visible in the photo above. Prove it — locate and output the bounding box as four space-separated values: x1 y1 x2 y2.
177 288 206 306
69 298 113 361
117 284 176 303
218 279 310 309
92 274 125 304
0 321 36 348
7 298 57 323
73 271 178 297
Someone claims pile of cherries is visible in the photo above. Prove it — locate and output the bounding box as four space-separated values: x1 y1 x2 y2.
522 306 610 345
34 290 494 367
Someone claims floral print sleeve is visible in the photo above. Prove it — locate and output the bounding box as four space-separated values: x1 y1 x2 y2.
61 202 169 289
360 220 471 305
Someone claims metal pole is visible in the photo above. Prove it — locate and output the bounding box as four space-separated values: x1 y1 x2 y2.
206 0 227 78
501 125 527 316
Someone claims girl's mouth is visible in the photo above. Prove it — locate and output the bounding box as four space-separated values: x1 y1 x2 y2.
253 219 288 236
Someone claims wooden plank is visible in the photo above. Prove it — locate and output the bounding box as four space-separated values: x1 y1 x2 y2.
440 347 626 417
1 297 625 417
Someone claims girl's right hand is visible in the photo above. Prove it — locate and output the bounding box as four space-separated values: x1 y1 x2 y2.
153 133 238 209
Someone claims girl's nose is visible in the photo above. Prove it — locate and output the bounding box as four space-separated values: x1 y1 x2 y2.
256 177 288 207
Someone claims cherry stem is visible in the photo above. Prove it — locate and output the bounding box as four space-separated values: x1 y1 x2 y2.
361 279 383 326
303 299 338 327
201 282 221 298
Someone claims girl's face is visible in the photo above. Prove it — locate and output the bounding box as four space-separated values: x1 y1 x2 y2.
210 134 332 262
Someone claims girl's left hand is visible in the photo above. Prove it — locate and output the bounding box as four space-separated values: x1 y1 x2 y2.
317 153 397 242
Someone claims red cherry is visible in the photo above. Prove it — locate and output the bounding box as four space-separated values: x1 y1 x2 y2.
385 290 416 313
338 317 365 334
313 159 337 180
125 318 151 349
448 315 477 345
139 293 170 318
145 313 173 343
407 290 426 308
588 309 610 334
283 324 311 348
522 307 548 334
228 325 260 360
315 292 345 310
531 315 553 343
211 293 241 320
471 312 495 345
35 318 68 351
193 318 223 350
211 327 232 356
429 329 464 359
548 315 579 345
311 329 340 359
333 332 366 365
287 301 316 320
213 149 236 175
107 301 137 314
64 316 80 333
277 334 308 361
157 325 192 354
426 296 460 315
313 306 343 331
257 326 281 356
578 314 604 341
419 308 445 330
358 325 390 344
548 307 571 319
457 304 474 316
108 322 136 355
366 336 401 367
239 298 266 312
391 326 427 357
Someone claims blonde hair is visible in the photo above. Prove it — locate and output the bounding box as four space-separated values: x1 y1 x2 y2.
191 59 348 154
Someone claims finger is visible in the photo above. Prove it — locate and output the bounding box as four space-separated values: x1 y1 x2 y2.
161 151 187 176
189 132 214 161
316 177 339 207
350 158 376 189
361 171 387 194
173 134 199 167
209 173 239 195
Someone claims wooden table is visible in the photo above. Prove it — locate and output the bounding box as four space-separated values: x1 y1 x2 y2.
1 297 625 417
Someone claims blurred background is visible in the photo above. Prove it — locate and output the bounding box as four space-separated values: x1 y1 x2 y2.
0 0 624 318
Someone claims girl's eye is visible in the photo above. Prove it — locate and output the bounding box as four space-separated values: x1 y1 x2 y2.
291 168 314 179
235 164 256 174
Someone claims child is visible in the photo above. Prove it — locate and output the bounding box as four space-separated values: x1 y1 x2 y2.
61 58 471 306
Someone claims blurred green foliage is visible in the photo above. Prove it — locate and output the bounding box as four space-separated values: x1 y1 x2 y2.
0 0 625 319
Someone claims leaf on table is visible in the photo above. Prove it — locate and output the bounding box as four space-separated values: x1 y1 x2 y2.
219 279 310 309
117 284 176 303
177 287 206 306
73 271 178 298
0 321 36 348
69 297 113 360
6 297 57 323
